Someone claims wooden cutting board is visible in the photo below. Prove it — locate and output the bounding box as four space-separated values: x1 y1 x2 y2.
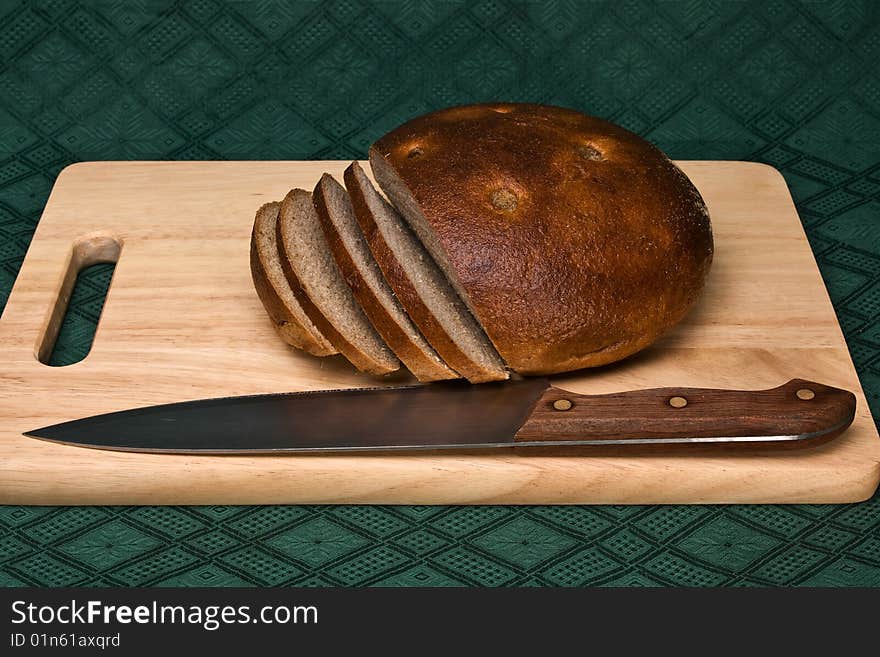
1 161 878 505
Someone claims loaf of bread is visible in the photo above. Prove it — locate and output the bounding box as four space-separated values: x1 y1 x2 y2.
251 103 713 381
370 103 713 375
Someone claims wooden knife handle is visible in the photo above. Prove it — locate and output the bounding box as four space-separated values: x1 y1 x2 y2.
514 379 856 449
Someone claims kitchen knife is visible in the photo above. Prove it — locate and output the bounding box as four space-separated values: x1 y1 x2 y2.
23 378 856 454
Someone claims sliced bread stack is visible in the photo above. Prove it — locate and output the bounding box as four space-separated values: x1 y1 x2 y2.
251 103 713 383
251 166 508 383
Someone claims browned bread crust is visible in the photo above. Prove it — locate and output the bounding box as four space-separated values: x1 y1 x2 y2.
313 174 458 382
276 189 399 376
370 103 714 375
249 201 336 356
345 162 508 383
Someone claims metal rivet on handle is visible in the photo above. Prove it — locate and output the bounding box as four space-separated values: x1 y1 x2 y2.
553 399 573 411
669 396 688 408
796 388 815 400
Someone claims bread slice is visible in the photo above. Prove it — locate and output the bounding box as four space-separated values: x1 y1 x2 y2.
313 174 458 382
249 201 336 356
345 162 507 383
276 188 399 375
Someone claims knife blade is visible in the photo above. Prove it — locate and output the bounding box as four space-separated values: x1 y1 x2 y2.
24 378 855 454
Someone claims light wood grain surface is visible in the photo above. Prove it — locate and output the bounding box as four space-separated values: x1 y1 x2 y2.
0 160 877 504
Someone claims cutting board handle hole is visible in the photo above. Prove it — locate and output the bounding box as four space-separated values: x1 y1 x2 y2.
36 233 122 366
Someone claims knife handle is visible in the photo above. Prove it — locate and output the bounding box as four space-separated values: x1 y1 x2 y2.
514 379 856 449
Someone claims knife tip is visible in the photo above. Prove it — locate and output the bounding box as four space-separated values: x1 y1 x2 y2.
23 427 58 440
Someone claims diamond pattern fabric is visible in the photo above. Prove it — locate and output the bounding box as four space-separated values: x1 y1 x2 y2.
1 0 880 586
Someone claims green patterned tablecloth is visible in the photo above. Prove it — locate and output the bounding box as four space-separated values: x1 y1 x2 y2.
1 0 879 587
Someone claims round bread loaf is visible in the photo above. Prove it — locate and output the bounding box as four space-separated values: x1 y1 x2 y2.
369 103 714 375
